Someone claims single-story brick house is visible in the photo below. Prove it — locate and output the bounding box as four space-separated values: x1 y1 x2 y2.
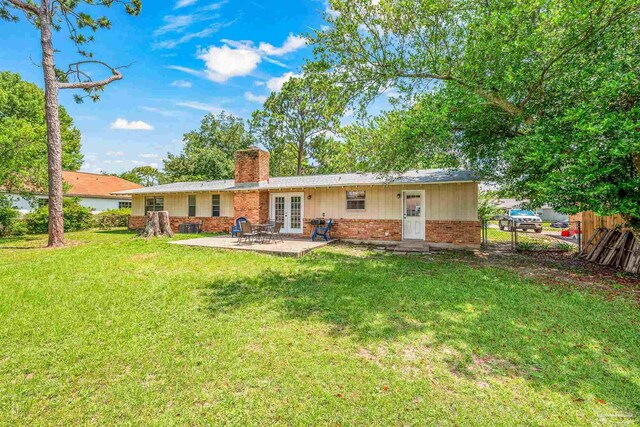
115 146 481 247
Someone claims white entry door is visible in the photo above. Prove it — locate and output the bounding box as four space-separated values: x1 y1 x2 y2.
402 190 425 240
270 193 304 234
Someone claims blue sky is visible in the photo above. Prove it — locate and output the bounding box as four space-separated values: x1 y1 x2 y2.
0 0 329 174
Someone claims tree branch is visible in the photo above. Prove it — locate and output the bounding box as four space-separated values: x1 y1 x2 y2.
6 0 40 15
57 60 126 90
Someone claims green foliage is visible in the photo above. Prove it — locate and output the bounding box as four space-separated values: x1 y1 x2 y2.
164 112 253 182
0 194 20 237
92 208 131 229
25 198 93 234
311 0 640 222
117 166 165 187
0 71 82 192
251 73 348 176
477 191 502 221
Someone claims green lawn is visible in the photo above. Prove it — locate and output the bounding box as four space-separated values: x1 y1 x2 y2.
1 230 638 425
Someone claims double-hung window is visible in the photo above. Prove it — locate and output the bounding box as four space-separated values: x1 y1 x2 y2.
188 195 197 217
119 201 132 209
211 195 221 217
346 190 366 210
145 197 164 214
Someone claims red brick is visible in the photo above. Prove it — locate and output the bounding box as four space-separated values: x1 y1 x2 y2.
129 216 234 233
234 147 270 184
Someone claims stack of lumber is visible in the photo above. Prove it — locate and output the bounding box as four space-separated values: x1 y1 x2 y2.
579 228 640 274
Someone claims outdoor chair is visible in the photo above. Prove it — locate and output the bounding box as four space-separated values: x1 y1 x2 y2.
238 221 259 244
262 222 284 243
312 218 333 241
231 217 248 237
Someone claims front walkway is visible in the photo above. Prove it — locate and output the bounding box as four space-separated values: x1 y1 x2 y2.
169 235 335 257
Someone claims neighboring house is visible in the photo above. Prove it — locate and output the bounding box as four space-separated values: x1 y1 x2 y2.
6 171 142 214
496 198 568 222
115 146 481 248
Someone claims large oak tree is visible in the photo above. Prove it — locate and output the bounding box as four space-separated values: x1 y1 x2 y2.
312 0 640 227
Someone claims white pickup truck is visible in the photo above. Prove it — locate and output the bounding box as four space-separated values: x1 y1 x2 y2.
498 209 543 233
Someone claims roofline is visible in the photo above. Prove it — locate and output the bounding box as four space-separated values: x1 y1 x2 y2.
113 179 479 195
2 190 132 200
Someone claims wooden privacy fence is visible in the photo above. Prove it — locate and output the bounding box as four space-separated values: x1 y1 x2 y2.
570 211 625 243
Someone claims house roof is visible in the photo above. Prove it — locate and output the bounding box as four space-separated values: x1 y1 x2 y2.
113 169 478 195
63 171 142 199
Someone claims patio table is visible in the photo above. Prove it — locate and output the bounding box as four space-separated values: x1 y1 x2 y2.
253 223 274 243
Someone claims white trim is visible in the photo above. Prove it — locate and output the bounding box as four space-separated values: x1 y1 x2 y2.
269 192 305 234
401 189 426 241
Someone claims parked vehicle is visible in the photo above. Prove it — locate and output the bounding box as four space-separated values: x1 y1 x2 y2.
498 209 543 233
550 220 569 228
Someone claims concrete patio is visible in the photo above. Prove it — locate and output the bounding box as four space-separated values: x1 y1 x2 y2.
169 235 335 257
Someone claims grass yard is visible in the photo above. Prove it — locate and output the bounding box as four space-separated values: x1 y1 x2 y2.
1 230 639 425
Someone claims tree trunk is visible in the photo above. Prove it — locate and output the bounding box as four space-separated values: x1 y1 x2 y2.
297 139 304 176
140 211 174 238
39 2 65 248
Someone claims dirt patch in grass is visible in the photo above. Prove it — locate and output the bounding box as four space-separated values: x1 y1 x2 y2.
445 250 640 305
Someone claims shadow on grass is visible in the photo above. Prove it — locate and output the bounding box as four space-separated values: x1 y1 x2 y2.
202 249 640 416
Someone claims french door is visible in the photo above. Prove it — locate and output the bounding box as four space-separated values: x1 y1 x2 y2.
270 192 304 234
402 190 425 240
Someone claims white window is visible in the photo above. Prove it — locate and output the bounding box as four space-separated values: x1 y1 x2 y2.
145 197 164 214
346 190 366 210
188 195 196 217
211 195 221 217
119 201 132 209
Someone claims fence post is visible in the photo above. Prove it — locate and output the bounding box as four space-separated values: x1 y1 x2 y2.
577 220 582 253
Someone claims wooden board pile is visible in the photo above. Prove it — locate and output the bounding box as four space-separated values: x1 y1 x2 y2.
579 228 640 274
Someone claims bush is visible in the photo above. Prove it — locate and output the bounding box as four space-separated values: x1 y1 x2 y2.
25 198 93 234
0 194 22 237
92 208 131 229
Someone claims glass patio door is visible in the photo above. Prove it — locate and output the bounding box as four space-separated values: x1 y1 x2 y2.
270 193 304 234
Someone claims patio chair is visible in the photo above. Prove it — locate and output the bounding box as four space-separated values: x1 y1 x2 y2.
262 222 284 244
312 218 333 241
238 221 259 244
231 217 248 237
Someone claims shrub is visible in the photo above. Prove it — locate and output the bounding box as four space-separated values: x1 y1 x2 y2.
92 208 131 229
25 197 93 234
0 194 20 237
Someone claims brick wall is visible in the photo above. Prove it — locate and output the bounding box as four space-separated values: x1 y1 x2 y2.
234 147 270 184
128 216 234 233
425 220 481 245
302 219 402 241
233 191 270 224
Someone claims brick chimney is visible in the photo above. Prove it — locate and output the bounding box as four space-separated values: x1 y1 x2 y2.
234 146 270 186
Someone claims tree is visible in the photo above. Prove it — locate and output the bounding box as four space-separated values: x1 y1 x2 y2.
1 0 141 247
118 166 165 187
312 0 640 228
163 112 253 182
477 191 502 222
251 73 347 176
0 71 82 193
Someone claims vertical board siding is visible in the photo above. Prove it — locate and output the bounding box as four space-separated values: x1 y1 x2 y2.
131 183 478 221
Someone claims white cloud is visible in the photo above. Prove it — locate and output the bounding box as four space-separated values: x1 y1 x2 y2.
200 1 227 11
154 20 234 49
140 153 160 159
106 150 125 157
167 65 206 79
110 118 154 131
141 106 179 117
176 101 223 113
244 91 267 103
154 15 197 36
258 34 306 56
266 71 299 92
175 0 197 9
170 80 192 88
197 44 262 82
